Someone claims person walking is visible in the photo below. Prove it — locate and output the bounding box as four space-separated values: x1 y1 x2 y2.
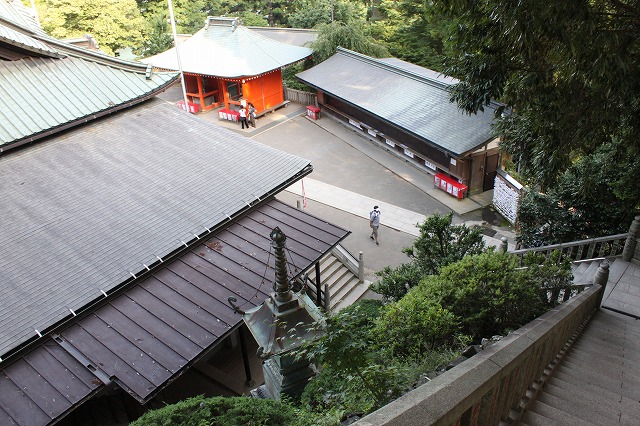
239 106 249 129
369 205 380 245
248 103 257 128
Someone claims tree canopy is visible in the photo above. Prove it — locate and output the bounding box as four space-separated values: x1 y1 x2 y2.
430 0 640 190
36 0 147 55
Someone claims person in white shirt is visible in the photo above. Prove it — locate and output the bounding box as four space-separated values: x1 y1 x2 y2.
369 205 380 245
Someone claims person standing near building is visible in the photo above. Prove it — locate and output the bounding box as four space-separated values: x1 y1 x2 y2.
369 205 380 245
239 106 249 129
248 103 257 128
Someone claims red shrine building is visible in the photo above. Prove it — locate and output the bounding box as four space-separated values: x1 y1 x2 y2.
143 17 313 113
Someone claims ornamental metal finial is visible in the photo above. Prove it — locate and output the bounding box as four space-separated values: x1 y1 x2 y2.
270 227 292 303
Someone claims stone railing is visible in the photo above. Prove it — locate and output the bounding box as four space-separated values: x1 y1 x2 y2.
355 280 605 426
511 233 627 263
511 215 640 264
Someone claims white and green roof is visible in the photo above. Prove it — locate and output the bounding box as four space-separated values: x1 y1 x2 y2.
142 17 312 78
0 1 179 151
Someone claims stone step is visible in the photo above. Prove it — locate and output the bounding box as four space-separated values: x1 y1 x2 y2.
535 389 616 425
565 343 640 374
554 364 640 402
581 261 601 283
303 252 365 311
560 354 640 388
543 380 640 423
572 261 590 283
332 279 370 312
525 399 596 425
326 266 357 298
609 258 631 285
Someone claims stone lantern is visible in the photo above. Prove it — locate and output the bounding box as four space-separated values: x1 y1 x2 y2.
229 227 325 399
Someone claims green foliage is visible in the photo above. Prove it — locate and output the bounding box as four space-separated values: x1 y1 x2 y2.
37 0 147 55
405 213 486 277
375 293 461 358
139 12 173 57
137 0 208 34
288 0 366 29
370 262 423 302
309 21 389 64
521 250 574 308
424 251 547 339
297 300 409 410
298 300 462 418
372 213 485 301
130 395 307 426
283 63 315 91
517 139 640 246
429 0 640 192
376 0 452 70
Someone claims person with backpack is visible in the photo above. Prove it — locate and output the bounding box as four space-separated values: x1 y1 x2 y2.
369 205 380 245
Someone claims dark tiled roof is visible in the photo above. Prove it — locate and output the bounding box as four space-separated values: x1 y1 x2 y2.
0 338 102 425
296 48 499 156
0 199 348 424
0 99 312 358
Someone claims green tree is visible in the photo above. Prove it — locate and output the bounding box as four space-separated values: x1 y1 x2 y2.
374 293 461 359
37 0 147 55
376 0 452 70
371 213 485 301
137 0 208 34
288 0 366 29
309 20 389 64
139 12 173 57
130 395 308 426
517 138 640 246
423 251 548 339
429 0 640 191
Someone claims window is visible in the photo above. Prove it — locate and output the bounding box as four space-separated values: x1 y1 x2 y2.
226 81 242 101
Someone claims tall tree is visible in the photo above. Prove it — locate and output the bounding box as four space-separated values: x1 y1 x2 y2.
36 0 147 55
430 0 640 190
377 0 452 70
309 20 389 64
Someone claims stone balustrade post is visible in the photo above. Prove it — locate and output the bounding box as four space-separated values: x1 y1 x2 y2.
358 251 364 281
622 216 640 261
593 260 610 308
500 237 508 253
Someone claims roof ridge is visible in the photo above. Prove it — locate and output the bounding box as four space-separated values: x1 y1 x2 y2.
335 47 453 91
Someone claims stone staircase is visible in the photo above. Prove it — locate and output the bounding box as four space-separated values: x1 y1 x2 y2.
304 252 369 312
571 259 603 285
518 309 640 425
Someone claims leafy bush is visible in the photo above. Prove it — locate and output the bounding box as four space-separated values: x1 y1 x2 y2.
374 293 461 359
370 262 423 303
130 395 306 426
424 252 547 339
372 213 485 301
522 250 574 307
517 140 639 247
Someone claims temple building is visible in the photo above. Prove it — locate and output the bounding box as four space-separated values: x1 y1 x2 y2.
297 48 501 195
142 17 313 113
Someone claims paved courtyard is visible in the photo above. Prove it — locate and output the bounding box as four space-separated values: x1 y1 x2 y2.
157 87 515 279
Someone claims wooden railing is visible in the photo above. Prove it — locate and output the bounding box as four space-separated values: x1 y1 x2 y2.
511 233 628 264
284 87 317 106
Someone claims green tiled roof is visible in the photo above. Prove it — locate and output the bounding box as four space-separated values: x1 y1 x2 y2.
142 17 312 78
0 1 179 150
